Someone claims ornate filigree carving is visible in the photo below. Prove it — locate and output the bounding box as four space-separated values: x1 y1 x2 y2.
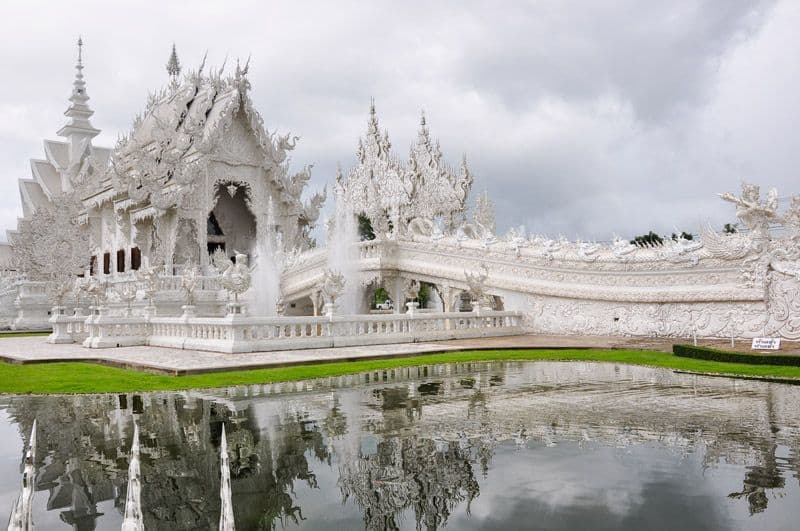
337 103 473 240
10 192 91 306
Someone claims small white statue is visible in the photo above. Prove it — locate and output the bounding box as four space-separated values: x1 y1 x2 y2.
464 264 491 310
220 253 251 301
403 278 421 301
79 276 108 307
319 269 345 316
181 266 199 305
136 263 161 308
115 283 138 316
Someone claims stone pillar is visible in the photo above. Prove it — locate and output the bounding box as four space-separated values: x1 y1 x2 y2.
438 285 453 313
48 306 72 344
391 277 404 315
197 211 209 270
110 247 118 277
311 290 321 317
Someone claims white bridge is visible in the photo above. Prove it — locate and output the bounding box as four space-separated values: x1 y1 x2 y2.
39 213 800 351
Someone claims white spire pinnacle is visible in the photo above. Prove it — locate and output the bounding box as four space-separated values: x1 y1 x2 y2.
121 421 144 531
69 36 90 113
57 36 100 162
166 43 181 80
219 425 236 530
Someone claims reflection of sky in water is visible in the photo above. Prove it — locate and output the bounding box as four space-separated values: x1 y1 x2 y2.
1 361 799 530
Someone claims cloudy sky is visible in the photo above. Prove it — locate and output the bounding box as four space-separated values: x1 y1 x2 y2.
0 0 797 242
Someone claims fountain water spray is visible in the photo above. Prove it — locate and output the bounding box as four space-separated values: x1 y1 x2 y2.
326 191 360 314
251 196 283 316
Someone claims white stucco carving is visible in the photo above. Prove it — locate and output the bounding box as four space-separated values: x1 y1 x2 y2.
1 41 798 345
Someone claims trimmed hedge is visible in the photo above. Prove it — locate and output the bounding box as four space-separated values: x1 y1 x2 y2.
673 344 800 367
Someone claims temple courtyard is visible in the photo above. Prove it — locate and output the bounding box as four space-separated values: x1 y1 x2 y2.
2 333 799 376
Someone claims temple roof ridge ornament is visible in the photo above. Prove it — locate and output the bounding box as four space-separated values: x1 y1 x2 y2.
166 43 181 80
233 55 251 93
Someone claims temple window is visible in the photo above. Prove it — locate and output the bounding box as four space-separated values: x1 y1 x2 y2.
131 247 141 270
116 249 125 273
103 252 111 275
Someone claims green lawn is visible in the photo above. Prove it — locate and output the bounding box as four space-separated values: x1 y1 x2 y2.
0 331 50 338
2 348 800 395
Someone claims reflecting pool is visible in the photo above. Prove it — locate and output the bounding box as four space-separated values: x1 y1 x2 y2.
2 361 800 530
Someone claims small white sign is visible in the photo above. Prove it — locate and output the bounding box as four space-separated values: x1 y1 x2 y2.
751 337 781 350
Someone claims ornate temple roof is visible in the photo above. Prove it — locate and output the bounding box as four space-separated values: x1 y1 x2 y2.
111 49 313 214
116 54 294 169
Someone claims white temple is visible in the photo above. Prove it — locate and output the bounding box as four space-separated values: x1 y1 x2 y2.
0 40 799 349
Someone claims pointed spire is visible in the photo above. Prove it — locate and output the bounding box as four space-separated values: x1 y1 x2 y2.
122 421 144 531
166 43 181 80
70 36 89 108
57 37 100 165
219 425 236 531
8 419 37 531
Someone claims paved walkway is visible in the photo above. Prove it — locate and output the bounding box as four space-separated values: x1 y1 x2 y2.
1 335 797 375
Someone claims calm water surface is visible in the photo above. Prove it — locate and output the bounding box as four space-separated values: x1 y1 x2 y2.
1 361 799 530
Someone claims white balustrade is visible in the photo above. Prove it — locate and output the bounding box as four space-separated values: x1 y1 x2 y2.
81 310 522 353
48 307 89 344
357 241 382 260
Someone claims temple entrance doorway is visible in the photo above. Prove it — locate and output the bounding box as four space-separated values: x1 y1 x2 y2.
209 184 257 262
207 212 225 255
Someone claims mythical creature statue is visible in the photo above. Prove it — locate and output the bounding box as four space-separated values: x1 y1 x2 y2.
77 276 109 307
505 227 528 256
320 269 346 307
464 264 490 308
719 182 779 241
611 235 636 258
403 279 421 301
276 133 299 152
180 266 200 306
114 283 138 316
135 263 161 308
576 240 600 262
701 222 753 260
220 253 251 301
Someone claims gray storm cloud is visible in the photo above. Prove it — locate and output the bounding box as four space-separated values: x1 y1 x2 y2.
0 0 797 242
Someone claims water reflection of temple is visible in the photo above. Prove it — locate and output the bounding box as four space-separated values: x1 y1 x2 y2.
3 361 800 530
